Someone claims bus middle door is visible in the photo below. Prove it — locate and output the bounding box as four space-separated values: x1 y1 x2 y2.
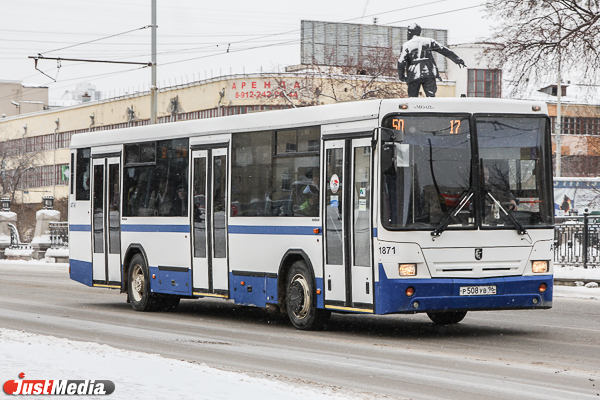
191 146 229 298
323 137 373 312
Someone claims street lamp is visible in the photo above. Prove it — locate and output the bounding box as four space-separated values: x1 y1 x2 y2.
1 198 11 212
42 195 54 210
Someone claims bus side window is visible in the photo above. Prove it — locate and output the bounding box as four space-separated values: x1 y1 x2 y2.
70 152 75 195
75 148 91 201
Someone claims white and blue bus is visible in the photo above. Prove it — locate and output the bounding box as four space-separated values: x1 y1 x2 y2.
69 98 554 330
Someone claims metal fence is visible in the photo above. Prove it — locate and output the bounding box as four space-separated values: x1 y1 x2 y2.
49 222 68 248
554 215 600 268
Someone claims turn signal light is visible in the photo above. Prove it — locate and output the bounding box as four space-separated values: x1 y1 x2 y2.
313 228 320 234
532 260 548 273
405 287 415 297
399 104 409 110
399 264 417 276
539 283 547 293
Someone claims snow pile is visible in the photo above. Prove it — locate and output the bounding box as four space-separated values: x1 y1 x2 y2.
0 329 362 400
555 265 600 281
554 285 600 299
44 247 69 262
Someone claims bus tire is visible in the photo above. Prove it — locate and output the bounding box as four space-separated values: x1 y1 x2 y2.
128 253 157 311
286 260 328 330
427 311 467 325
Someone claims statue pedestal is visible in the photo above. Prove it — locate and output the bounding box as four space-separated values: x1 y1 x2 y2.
0 211 17 259
31 210 61 260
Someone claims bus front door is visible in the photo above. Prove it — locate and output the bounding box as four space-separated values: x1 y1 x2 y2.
191 147 229 298
323 138 373 311
91 155 121 288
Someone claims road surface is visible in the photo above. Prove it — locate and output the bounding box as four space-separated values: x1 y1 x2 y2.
0 263 598 400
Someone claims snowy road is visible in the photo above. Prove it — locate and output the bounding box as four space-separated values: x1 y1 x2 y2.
1 262 599 400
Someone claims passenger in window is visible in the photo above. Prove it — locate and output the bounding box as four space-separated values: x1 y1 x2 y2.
156 180 171 216
296 168 319 216
170 184 187 216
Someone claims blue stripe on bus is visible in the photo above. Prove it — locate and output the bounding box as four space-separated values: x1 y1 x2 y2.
373 227 378 237
228 225 321 235
121 224 190 233
70 225 91 232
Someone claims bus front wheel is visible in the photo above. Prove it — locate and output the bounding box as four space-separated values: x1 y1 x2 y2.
285 260 329 330
427 311 467 325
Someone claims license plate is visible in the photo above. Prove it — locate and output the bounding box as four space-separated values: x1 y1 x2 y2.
459 285 497 296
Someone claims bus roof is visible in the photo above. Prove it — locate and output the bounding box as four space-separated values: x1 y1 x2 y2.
70 97 548 149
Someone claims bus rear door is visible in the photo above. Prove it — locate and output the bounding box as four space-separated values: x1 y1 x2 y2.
91 153 122 288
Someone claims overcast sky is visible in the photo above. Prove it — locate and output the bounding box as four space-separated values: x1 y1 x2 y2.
1 0 489 100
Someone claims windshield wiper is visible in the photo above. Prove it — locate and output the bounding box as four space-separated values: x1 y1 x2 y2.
485 191 527 235
431 188 474 237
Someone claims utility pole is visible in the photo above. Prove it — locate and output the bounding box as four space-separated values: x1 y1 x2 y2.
555 55 562 178
150 0 158 125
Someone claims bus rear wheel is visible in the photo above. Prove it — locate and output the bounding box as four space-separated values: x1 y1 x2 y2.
128 253 157 311
285 260 329 330
427 311 467 325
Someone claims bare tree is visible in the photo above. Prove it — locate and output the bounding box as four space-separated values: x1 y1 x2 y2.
307 46 406 102
0 134 44 203
483 0 600 96
256 46 406 108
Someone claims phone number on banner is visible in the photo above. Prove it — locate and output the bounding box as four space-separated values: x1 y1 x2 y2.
235 91 298 99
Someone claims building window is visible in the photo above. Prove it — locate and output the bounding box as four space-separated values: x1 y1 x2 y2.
467 69 502 98
550 116 600 136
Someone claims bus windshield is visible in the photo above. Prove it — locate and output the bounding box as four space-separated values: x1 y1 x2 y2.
478 116 553 229
381 115 474 230
381 114 553 231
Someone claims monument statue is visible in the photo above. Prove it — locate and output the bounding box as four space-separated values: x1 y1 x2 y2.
398 23 467 97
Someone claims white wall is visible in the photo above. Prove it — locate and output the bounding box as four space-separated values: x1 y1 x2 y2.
447 43 498 97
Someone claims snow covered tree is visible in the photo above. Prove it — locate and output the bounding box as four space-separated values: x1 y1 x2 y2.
483 0 600 95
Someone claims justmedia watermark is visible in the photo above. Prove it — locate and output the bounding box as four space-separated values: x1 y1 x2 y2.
3 373 115 395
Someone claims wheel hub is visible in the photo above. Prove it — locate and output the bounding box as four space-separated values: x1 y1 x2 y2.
131 265 144 302
289 274 310 319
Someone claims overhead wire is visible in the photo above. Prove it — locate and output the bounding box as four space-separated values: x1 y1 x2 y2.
3 1 483 98
39 25 152 55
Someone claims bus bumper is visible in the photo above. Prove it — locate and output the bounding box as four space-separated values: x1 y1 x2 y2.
375 265 553 315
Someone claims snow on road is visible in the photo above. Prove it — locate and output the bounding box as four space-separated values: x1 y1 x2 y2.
0 329 364 400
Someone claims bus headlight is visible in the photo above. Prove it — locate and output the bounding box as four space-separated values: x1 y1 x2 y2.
399 264 417 276
532 260 548 273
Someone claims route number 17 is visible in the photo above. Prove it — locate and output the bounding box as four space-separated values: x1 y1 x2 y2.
450 120 461 134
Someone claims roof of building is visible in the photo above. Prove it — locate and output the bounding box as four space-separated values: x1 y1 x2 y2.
523 83 600 105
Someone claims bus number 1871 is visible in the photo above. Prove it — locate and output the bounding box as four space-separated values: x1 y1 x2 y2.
379 246 396 255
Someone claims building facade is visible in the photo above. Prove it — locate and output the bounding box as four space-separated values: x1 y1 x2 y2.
0 80 48 118
0 71 418 204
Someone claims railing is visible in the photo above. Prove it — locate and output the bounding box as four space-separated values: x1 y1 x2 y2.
49 222 68 248
554 215 600 268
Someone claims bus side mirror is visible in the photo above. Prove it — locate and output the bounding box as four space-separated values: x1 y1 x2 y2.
378 127 404 143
